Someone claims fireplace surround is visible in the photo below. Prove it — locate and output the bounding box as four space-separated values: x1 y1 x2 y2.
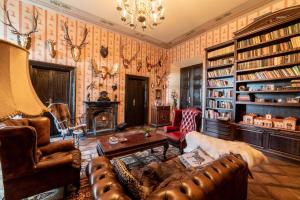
84 101 119 135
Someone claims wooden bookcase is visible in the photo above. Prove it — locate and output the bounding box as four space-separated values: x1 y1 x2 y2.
204 40 235 140
233 6 300 161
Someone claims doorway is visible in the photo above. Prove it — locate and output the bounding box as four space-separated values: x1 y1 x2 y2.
29 60 76 119
125 75 149 126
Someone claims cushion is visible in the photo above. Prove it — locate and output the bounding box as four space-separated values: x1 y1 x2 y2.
112 158 151 200
29 117 50 146
166 131 183 143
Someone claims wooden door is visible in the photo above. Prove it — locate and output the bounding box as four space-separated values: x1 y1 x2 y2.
29 61 76 119
125 75 149 126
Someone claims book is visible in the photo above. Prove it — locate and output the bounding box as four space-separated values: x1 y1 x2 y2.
179 148 214 168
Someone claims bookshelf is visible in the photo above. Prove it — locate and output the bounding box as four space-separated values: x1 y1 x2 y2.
204 40 235 140
233 6 300 161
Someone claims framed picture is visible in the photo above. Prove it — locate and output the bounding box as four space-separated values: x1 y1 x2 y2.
155 89 162 100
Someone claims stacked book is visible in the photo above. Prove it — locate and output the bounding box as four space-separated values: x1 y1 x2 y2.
208 89 233 98
208 67 233 78
207 100 233 109
208 57 234 67
238 38 300 60
205 110 231 120
238 22 300 48
208 79 232 87
208 45 234 58
237 66 300 81
237 52 300 70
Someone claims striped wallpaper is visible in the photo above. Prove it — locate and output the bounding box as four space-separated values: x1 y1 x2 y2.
1 0 299 124
169 0 300 64
0 0 169 124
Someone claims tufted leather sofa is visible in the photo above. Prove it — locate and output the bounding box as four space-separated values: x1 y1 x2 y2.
0 117 81 200
164 108 201 154
86 154 248 200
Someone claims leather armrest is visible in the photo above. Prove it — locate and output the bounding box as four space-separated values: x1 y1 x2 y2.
39 140 75 155
0 126 37 179
35 153 73 169
164 125 179 133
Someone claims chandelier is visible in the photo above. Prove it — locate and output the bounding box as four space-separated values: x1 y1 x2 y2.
116 0 165 30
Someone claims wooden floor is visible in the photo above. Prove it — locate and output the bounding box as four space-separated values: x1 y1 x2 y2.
79 128 300 200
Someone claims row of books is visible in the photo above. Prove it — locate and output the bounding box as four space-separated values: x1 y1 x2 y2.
205 110 231 121
237 52 300 70
208 79 232 87
208 67 233 78
207 45 234 58
208 89 233 98
236 66 300 81
237 37 300 60
237 22 300 48
207 100 233 109
208 57 234 67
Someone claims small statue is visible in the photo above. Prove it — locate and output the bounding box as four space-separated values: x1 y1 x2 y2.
98 91 110 101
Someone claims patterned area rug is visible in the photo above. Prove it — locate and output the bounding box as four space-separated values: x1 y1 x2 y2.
0 133 179 200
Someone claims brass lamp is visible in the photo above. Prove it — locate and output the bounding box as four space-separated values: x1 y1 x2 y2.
0 39 47 121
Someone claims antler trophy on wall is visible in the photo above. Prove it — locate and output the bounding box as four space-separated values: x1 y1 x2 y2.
156 71 167 87
146 54 167 72
89 58 119 80
2 0 39 50
63 22 88 62
46 40 57 58
120 41 140 68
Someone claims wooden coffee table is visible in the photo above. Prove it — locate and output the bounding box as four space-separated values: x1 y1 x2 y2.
96 131 169 159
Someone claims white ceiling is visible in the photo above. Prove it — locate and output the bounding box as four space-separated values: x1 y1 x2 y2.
61 0 250 43
30 0 273 47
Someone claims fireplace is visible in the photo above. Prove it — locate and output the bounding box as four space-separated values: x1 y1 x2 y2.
84 101 119 135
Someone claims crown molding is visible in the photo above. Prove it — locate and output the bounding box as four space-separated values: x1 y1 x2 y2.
25 0 170 48
167 0 275 47
26 0 276 49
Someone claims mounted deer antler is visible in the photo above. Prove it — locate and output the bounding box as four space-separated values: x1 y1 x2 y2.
63 21 88 62
1 0 38 50
89 58 118 80
120 41 140 68
156 71 167 87
146 54 168 72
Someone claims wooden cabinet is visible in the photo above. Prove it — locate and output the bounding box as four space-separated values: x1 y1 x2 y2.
180 64 203 109
151 106 170 127
204 119 233 140
234 124 300 161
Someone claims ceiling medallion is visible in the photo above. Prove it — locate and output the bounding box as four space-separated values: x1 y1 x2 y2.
116 0 165 30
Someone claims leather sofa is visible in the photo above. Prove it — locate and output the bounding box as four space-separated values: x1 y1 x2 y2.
86 154 248 200
164 108 201 154
0 117 81 200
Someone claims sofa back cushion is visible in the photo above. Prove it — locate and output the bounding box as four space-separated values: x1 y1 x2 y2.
29 117 50 146
112 158 151 200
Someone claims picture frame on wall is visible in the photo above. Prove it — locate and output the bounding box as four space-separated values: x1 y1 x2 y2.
155 89 162 100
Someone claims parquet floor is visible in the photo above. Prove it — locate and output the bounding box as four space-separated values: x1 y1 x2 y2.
79 128 300 200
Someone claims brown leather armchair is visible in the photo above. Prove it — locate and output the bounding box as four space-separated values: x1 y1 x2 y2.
0 117 81 200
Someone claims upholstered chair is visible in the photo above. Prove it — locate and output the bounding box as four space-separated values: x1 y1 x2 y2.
48 103 86 139
164 108 201 154
0 117 81 200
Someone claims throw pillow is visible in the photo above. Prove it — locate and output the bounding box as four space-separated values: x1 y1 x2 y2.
112 158 151 200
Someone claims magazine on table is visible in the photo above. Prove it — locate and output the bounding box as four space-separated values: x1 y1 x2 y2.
179 148 214 168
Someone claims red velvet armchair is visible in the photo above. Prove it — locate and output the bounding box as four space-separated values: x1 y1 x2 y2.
164 108 201 154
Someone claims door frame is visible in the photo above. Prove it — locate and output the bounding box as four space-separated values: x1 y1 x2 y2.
29 60 76 120
125 75 149 126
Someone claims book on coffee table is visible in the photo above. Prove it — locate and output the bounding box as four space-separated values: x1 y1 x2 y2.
179 148 214 168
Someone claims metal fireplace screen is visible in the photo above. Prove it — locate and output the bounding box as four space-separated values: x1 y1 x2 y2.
93 108 113 131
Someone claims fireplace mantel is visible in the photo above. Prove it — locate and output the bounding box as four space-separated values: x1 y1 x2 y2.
84 101 119 135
